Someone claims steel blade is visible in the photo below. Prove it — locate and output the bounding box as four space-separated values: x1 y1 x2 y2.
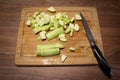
80 13 96 45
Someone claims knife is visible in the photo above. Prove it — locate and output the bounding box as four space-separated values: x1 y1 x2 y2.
80 13 113 78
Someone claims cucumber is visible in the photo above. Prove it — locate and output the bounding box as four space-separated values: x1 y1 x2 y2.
37 43 64 49
39 31 46 40
75 14 82 20
59 34 67 42
70 29 74 37
61 54 67 62
37 48 60 57
46 27 64 40
74 24 80 31
48 7 56 13
65 23 74 33
69 47 75 52
33 24 50 33
37 43 64 56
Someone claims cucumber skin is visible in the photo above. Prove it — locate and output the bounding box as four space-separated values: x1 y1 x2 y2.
37 48 60 57
37 43 64 50
36 43 64 57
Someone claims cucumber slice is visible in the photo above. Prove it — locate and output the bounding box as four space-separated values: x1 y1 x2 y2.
65 23 74 33
37 43 64 56
69 47 75 52
26 20 31 26
70 29 74 37
33 24 50 33
48 7 56 13
37 43 64 50
61 54 67 62
74 24 80 31
70 17 75 23
75 14 82 20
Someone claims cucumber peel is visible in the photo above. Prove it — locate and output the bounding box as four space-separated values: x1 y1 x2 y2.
37 43 64 49
37 43 64 56
37 48 60 57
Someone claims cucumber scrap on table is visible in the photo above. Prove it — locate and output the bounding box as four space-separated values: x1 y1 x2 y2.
26 7 82 62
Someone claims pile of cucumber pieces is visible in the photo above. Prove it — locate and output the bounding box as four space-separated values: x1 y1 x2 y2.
26 7 82 62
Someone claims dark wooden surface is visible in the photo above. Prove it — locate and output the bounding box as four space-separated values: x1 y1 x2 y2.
0 0 120 80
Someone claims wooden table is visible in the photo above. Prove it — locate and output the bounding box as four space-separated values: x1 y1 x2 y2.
0 0 120 80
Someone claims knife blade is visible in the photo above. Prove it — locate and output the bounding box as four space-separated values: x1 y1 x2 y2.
80 13 113 78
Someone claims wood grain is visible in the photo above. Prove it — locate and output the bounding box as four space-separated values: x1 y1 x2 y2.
0 0 120 80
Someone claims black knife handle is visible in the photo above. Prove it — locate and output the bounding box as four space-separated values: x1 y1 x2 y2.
91 44 113 78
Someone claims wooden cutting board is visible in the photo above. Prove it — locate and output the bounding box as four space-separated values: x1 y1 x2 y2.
15 7 103 66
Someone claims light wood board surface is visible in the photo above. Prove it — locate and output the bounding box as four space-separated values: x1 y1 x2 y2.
15 7 103 66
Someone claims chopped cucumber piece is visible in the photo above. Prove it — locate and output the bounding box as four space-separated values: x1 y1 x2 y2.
70 29 74 37
46 27 64 40
37 19 44 26
40 31 46 40
33 11 40 18
60 38 67 42
34 24 39 28
63 25 66 29
50 15 55 23
61 13 68 18
50 27 55 31
48 6 56 13
70 17 75 23
59 34 67 42
55 12 62 19
37 43 64 56
65 23 74 33
74 24 80 31
31 19 37 25
33 25 50 33
58 34 65 39
37 48 60 57
65 26 71 33
43 14 50 24
75 14 82 20
37 43 64 49
69 47 75 52
59 20 64 26
61 54 67 62
26 20 31 26
40 12 46 17
62 18 71 25
53 18 60 28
